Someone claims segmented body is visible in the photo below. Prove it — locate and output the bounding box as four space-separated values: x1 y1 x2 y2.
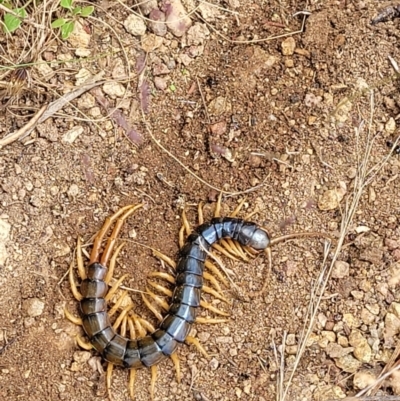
80 217 270 368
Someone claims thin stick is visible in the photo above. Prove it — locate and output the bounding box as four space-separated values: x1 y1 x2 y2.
0 105 46 149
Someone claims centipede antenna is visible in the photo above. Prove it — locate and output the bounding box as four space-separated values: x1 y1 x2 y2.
270 231 334 246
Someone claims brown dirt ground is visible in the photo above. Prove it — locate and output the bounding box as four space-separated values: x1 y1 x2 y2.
1 1 400 400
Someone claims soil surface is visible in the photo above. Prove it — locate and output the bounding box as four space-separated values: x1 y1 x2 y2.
1 1 400 401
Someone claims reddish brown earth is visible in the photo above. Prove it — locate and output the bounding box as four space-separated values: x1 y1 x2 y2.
1 1 400 401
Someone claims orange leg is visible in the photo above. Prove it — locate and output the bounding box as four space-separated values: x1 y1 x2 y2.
90 204 142 264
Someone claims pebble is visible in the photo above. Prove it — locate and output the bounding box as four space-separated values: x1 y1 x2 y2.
389 371 400 394
73 351 91 364
139 0 157 15
326 343 353 358
385 117 396 134
318 187 345 211
286 333 296 346
124 14 147 36
384 313 400 341
208 96 232 116
388 302 400 319
209 357 219 370
141 33 163 52
23 298 45 317
197 332 210 342
154 77 168 91
335 354 362 373
349 330 372 363
366 303 379 315
67 21 91 48
353 370 377 389
0 218 11 266
343 313 360 329
281 37 296 55
332 261 349 278
360 308 375 325
209 121 227 136
165 0 192 37
62 126 84 144
102 82 125 98
148 9 167 36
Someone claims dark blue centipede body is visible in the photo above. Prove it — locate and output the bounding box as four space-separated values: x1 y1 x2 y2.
79 217 270 368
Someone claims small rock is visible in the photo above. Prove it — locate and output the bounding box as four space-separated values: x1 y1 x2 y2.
67 21 91 48
209 121 227 136
124 14 147 36
386 238 400 250
318 312 328 328
165 0 192 37
67 184 79 197
385 117 396 134
62 126 84 144
286 333 296 346
335 354 362 373
389 371 400 394
0 218 11 266
103 82 126 98
354 370 377 390
332 261 349 278
187 23 210 46
141 33 163 52
318 187 346 211
359 247 383 265
384 312 400 342
366 303 380 315
148 9 167 36
326 343 353 358
388 302 400 319
333 97 353 124
154 77 168 91
343 313 360 329
73 351 91 364
198 2 219 21
209 357 219 370
23 298 45 317
53 240 71 258
351 290 364 300
208 96 232 116
139 0 157 15
349 330 372 363
360 308 375 325
281 37 296 55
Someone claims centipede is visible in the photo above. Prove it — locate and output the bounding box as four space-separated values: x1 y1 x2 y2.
66 197 329 399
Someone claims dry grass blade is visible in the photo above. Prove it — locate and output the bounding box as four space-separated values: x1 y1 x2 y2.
278 91 400 401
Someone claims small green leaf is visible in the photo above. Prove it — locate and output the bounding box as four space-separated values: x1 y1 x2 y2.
169 84 176 92
2 7 26 33
60 0 73 10
80 6 94 17
51 18 66 28
72 6 81 15
61 20 74 39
